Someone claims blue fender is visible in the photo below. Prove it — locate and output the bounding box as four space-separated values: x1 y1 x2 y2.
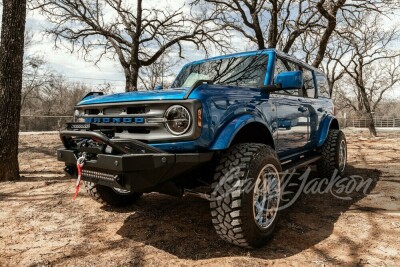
317 115 339 147
210 114 274 150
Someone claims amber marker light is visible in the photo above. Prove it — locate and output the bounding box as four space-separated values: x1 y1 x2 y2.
197 108 202 128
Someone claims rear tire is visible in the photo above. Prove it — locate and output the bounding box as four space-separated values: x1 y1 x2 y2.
84 182 142 207
317 129 347 178
210 143 282 248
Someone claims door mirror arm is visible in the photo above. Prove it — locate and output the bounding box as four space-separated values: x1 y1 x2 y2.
260 84 282 93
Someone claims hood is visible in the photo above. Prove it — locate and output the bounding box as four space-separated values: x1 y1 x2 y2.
78 88 189 105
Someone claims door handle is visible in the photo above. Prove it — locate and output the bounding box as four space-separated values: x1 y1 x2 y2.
298 105 308 112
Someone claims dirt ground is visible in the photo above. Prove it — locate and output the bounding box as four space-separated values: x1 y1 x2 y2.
0 129 399 266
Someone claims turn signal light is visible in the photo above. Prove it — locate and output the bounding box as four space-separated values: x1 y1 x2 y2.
197 108 202 128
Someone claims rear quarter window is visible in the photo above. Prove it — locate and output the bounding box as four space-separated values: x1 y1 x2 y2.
316 74 330 98
302 69 316 98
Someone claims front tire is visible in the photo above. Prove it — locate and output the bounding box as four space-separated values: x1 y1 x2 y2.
210 143 282 248
317 129 347 178
84 182 142 207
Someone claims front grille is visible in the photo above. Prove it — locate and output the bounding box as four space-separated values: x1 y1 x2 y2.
82 170 116 182
84 106 148 116
84 109 100 115
127 106 148 114
78 103 165 138
74 100 200 141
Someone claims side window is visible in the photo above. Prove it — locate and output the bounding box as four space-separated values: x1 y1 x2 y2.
302 69 316 98
274 58 299 96
316 74 330 98
274 58 288 74
287 61 300 71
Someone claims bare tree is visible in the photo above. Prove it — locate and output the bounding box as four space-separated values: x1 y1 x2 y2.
194 0 349 68
20 75 97 131
0 0 27 181
196 0 398 69
336 14 400 136
21 56 53 110
138 52 180 90
193 0 321 51
320 33 350 96
33 0 229 91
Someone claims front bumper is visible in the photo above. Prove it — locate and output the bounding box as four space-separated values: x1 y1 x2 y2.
57 130 213 193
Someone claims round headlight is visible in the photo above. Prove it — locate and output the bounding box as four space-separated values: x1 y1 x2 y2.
164 105 191 135
74 109 85 122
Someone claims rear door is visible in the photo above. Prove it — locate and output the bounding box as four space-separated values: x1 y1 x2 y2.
298 67 318 147
313 73 334 145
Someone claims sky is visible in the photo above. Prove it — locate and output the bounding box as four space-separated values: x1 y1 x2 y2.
0 1 399 97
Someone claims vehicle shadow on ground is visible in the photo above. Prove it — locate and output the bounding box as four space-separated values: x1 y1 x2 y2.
115 164 381 263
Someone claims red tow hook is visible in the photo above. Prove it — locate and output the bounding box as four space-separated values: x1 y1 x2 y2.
73 153 87 200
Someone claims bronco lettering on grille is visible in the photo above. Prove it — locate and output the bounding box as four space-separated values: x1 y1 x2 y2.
85 117 145 124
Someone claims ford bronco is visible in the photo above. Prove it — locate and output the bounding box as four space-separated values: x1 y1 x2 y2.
57 49 347 248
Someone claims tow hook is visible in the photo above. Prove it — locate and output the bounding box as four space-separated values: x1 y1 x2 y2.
73 152 87 200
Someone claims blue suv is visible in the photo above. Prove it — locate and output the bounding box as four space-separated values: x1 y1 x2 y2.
58 49 347 248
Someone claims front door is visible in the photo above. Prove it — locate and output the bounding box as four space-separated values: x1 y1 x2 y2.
274 94 310 155
272 58 310 156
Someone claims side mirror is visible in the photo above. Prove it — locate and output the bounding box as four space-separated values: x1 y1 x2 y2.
274 71 303 90
154 85 163 90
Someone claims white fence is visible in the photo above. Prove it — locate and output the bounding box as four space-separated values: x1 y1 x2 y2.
351 117 400 128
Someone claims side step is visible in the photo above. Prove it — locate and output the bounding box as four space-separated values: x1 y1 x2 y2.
183 155 321 201
282 155 321 172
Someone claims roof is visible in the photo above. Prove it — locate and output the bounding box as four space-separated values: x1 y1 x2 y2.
186 48 324 75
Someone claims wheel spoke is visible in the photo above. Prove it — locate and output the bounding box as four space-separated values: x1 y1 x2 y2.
253 164 281 229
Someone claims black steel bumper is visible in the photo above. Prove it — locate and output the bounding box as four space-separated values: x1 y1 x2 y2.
57 130 213 193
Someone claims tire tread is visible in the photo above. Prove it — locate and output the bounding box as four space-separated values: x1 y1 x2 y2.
210 143 278 248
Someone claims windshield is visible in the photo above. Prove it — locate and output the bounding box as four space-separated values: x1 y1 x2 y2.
171 54 268 88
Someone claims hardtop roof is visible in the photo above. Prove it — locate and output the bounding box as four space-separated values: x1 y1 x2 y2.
187 48 325 76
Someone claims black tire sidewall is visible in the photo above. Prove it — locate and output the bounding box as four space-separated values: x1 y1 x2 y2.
317 129 348 178
334 131 347 176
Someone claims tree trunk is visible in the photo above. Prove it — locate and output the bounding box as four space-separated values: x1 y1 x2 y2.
359 85 377 137
130 64 139 91
122 60 142 91
312 19 336 68
328 80 334 97
123 0 142 92
282 30 302 53
123 64 140 91
367 112 377 137
267 0 278 49
312 0 346 68
0 0 27 181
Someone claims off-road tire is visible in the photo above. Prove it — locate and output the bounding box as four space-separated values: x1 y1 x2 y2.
210 143 282 248
317 129 347 178
84 182 142 207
